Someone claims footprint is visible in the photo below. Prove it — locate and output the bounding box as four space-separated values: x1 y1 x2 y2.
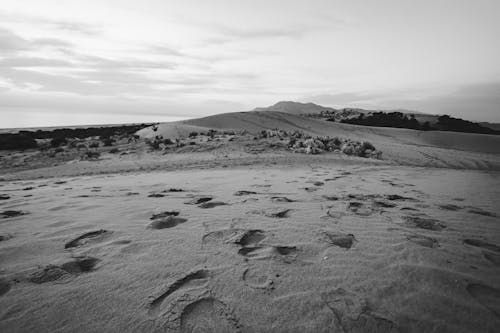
150 211 180 219
0 278 11 296
0 234 13 242
60 256 100 273
164 188 184 193
467 283 500 318
180 297 241 333
64 230 111 249
373 200 397 208
238 246 297 259
198 201 227 209
437 204 462 211
149 216 187 229
149 269 210 316
29 256 99 284
1 210 27 219
402 216 446 231
322 231 356 249
234 190 257 196
463 239 500 253
148 193 166 198
253 208 291 218
407 235 438 248
270 196 295 203
467 207 498 218
0 194 10 200
322 288 399 332
185 196 213 205
234 230 266 247
242 264 274 289
385 194 413 201
484 252 500 266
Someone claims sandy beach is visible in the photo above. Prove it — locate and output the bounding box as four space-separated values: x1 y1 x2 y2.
1 120 499 332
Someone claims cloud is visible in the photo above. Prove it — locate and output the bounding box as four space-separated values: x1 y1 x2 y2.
0 26 73 53
0 27 30 52
52 21 101 35
0 56 73 68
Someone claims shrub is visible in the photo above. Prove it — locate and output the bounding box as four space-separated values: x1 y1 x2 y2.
188 131 198 138
146 138 161 150
163 138 174 145
84 151 100 159
0 134 37 150
50 137 67 148
54 147 64 153
103 138 114 146
109 148 120 154
89 142 99 148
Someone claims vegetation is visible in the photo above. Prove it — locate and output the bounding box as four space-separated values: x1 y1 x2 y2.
0 124 152 151
339 112 500 135
0 134 38 150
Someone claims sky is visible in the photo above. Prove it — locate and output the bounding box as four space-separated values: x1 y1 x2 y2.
0 0 499 128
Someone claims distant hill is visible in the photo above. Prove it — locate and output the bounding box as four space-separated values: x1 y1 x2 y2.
253 101 419 122
480 122 500 132
253 101 338 115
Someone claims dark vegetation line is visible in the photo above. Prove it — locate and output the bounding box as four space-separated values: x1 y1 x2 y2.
335 112 500 135
0 124 152 150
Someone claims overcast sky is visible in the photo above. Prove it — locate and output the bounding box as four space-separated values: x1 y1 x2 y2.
1 0 499 128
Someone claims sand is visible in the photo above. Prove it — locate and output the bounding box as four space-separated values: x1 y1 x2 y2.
1 113 500 332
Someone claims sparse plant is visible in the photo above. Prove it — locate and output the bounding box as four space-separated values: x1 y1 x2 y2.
89 142 99 148
50 137 67 148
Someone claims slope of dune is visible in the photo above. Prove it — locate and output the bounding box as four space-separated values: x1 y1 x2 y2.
136 110 500 170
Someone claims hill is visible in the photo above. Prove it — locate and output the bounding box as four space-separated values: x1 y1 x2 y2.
136 110 500 170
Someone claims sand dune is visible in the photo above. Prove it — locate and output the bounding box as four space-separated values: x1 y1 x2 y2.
1 110 500 332
137 110 500 170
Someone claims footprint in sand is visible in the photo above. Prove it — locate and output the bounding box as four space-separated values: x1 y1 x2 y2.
248 208 291 218
483 252 500 266
148 193 166 198
148 269 210 316
467 283 500 318
437 204 462 211
242 263 274 289
1 210 28 219
467 207 498 218
270 196 295 203
29 256 100 284
234 190 257 196
180 297 241 333
234 230 266 247
150 211 180 219
238 246 297 260
64 230 111 249
201 228 266 252
463 239 500 253
0 278 11 296
402 216 446 231
185 196 213 205
198 201 227 209
0 234 13 242
321 288 399 333
407 234 439 248
149 216 188 229
321 231 356 249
